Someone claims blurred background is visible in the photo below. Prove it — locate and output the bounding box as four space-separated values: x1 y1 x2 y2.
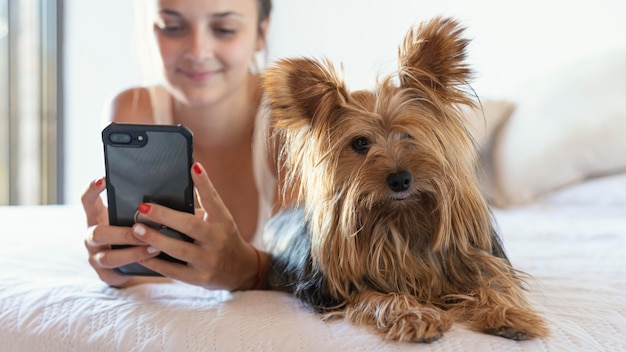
1 0 625 205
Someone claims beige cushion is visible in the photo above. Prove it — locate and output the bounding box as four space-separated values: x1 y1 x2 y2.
484 50 626 208
464 99 516 150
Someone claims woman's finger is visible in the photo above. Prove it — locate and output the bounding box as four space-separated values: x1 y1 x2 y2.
90 245 161 270
85 224 147 250
134 202 208 243
81 177 108 227
190 162 231 222
130 222 208 264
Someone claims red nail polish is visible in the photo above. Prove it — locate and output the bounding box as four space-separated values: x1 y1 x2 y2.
95 178 104 187
193 163 202 175
138 203 151 214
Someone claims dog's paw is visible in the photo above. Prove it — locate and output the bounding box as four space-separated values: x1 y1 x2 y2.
483 309 549 340
345 292 452 343
383 306 452 343
484 326 531 341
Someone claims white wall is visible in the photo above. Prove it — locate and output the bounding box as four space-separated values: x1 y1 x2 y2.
63 0 626 204
64 0 139 204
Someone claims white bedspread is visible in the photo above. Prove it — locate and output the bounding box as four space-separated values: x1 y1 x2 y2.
1 174 625 351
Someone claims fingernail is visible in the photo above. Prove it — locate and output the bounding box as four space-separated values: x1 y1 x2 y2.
147 246 160 254
193 162 202 175
138 203 151 214
95 178 104 187
134 224 146 236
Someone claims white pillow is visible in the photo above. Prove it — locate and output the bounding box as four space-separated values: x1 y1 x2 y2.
486 49 626 207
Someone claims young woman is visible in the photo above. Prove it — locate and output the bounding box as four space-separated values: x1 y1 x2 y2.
81 0 279 291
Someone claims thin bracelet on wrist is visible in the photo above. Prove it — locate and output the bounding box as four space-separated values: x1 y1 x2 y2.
250 246 262 290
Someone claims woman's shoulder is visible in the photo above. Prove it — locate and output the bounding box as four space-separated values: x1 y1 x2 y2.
107 86 156 123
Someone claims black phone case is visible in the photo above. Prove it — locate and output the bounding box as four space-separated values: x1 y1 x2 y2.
102 122 195 276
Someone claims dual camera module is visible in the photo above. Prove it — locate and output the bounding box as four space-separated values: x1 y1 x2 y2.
108 132 147 146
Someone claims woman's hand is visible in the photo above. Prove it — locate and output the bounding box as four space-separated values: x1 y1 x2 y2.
81 178 163 287
126 162 264 291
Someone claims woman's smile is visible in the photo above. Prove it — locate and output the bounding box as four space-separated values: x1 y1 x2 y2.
178 68 221 82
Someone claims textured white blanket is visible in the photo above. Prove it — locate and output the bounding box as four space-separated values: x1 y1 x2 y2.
1 174 625 351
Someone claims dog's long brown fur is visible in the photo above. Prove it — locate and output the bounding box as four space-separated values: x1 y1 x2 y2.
263 17 549 343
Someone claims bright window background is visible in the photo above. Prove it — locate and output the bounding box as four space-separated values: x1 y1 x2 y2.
63 0 626 204
0 0 60 205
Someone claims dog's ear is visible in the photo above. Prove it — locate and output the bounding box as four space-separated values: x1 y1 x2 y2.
397 17 473 105
262 58 349 130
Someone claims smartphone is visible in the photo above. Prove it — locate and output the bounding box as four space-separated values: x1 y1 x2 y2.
102 122 195 276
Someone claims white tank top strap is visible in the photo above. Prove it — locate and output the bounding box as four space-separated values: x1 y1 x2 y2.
146 85 174 124
251 94 276 250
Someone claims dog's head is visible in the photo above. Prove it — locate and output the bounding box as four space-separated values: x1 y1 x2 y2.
264 17 493 263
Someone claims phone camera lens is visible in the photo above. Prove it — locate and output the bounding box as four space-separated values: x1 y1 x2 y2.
109 133 132 144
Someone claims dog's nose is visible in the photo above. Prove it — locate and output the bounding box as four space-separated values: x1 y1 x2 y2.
386 171 412 192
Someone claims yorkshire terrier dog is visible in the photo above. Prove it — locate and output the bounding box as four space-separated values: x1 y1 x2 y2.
262 17 549 343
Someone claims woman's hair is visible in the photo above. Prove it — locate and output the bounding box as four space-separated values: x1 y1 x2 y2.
253 0 273 72
258 0 272 27
132 0 273 84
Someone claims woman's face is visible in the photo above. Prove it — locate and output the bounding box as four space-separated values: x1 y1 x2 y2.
152 0 266 107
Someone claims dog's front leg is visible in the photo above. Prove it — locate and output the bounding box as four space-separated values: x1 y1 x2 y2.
336 291 452 343
450 283 549 340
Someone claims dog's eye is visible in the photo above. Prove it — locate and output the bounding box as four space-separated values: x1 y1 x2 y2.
350 137 370 154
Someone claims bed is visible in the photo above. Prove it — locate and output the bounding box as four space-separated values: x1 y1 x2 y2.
1 170 625 351
2 43 625 351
